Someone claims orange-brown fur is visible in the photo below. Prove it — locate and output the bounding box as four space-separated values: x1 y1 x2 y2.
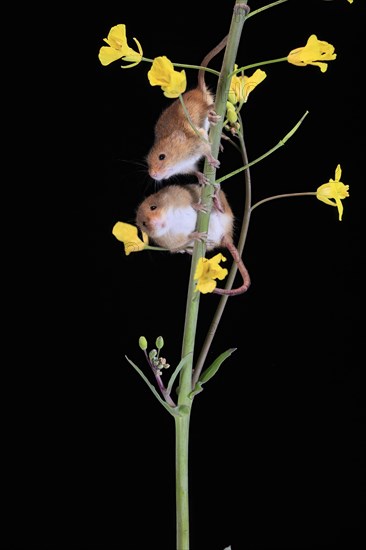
146 36 228 183
135 184 250 295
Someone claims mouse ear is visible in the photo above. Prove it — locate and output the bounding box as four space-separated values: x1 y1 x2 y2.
171 129 189 144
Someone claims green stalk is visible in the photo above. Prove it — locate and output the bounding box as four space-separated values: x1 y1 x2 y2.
193 116 252 385
174 2 249 548
175 413 191 549
251 191 316 211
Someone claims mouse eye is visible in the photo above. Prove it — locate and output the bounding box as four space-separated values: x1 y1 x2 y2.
158 154 166 161
150 205 157 211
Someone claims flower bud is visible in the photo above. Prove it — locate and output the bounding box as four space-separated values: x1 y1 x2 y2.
156 336 164 350
149 349 157 361
139 336 148 350
228 91 237 105
227 106 238 123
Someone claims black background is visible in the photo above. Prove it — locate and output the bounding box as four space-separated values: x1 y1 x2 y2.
4 1 364 548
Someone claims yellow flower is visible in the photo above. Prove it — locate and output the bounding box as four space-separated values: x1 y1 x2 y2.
98 24 143 68
112 222 149 255
229 66 267 104
147 56 187 98
347 1 353 4
316 165 349 221
194 254 228 294
287 34 336 72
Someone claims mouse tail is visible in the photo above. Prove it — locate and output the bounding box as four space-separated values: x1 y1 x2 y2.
212 237 251 296
198 34 228 91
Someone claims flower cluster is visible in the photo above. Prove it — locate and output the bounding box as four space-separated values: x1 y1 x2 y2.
98 24 186 97
99 26 341 97
100 21 350 294
226 66 267 132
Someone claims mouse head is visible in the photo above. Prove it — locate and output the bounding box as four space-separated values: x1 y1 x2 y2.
135 195 166 237
146 131 203 181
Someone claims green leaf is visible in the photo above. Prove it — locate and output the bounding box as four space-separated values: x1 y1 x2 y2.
190 348 236 398
125 355 180 417
198 348 237 384
167 352 192 397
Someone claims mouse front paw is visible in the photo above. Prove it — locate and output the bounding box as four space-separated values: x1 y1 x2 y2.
190 231 208 243
192 201 208 213
207 154 220 169
208 110 221 125
195 171 210 185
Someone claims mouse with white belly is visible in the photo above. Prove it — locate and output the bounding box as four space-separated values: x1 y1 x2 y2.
146 35 228 186
135 184 250 296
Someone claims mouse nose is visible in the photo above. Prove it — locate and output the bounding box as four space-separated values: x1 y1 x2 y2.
149 166 165 180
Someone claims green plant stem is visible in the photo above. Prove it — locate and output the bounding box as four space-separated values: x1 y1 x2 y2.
247 0 289 19
216 110 309 184
175 413 190 550
175 3 249 548
193 114 251 385
230 56 287 76
251 191 316 211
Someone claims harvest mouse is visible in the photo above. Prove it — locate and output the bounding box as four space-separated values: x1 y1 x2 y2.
135 184 250 295
146 34 229 186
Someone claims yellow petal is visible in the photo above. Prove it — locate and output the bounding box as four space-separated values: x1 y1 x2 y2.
196 276 217 294
312 61 329 73
334 164 342 182
307 35 336 60
112 222 146 255
243 69 267 101
194 254 228 293
287 34 336 71
148 56 175 86
334 182 350 200
162 70 187 98
106 24 128 50
229 74 244 103
329 180 344 221
210 253 227 268
98 46 123 66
